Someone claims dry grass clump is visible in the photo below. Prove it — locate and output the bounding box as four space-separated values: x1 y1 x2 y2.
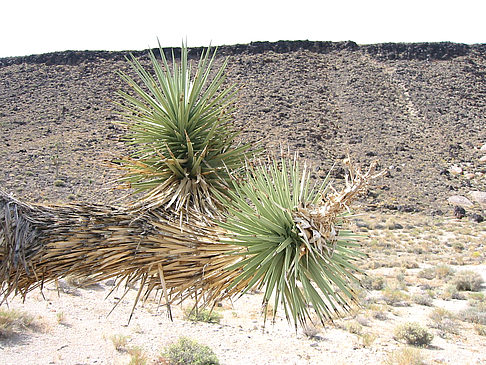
344 320 363 335
385 346 426 365
127 346 148 365
111 334 129 352
393 322 433 347
0 308 38 338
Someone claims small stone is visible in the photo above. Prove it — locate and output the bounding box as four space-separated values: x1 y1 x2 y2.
447 195 473 208
449 165 463 175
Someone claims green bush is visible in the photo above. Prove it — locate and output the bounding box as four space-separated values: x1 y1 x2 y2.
183 307 222 324
394 322 433 347
163 337 219 365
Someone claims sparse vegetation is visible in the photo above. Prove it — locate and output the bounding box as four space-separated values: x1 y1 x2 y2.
428 308 459 338
162 337 219 365
458 304 486 325
0 309 37 338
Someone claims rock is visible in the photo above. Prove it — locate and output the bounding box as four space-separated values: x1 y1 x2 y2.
471 213 484 223
479 155 486 163
447 195 474 208
454 206 466 219
469 191 486 208
464 173 476 180
449 165 463 175
480 143 486 152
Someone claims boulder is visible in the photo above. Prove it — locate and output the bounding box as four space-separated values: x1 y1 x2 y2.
479 155 486 163
447 195 474 208
480 143 486 152
469 191 486 208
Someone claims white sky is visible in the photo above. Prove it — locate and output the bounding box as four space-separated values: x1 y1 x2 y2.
1 0 485 58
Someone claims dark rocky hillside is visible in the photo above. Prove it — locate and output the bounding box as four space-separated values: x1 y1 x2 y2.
1 41 485 216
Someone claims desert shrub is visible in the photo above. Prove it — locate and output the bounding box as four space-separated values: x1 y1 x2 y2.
412 293 434 307
417 267 435 280
163 337 219 365
440 284 466 300
453 270 484 292
382 289 410 306
385 346 426 365
0 309 36 338
394 322 433 347
183 307 222 324
361 275 385 290
434 265 455 279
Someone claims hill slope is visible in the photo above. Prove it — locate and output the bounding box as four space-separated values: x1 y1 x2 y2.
1 41 485 215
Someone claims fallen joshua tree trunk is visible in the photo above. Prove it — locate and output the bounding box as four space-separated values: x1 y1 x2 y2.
0 159 381 327
0 190 241 319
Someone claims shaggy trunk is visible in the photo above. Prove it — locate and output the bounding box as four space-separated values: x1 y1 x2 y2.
0 191 240 318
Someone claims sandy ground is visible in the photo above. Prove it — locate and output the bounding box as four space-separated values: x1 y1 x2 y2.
1 261 485 365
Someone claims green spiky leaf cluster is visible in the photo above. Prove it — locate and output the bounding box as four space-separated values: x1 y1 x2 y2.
117 42 253 216
220 157 365 328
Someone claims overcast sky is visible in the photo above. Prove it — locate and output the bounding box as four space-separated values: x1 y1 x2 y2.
1 0 485 58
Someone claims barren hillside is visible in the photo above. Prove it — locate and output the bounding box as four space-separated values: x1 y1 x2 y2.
1 41 485 216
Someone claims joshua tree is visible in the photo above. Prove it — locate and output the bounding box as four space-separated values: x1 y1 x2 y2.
0 43 380 328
